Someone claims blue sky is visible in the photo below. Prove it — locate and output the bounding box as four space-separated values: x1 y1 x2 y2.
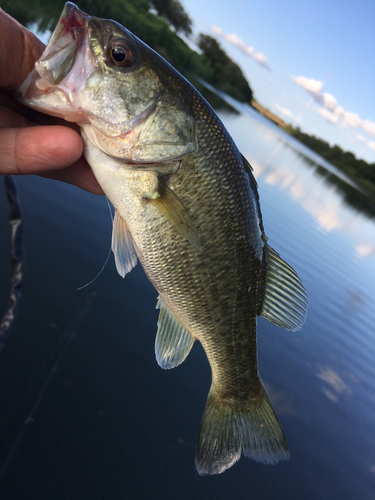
181 0 375 163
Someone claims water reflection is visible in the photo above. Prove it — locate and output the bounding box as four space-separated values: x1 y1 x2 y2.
216 109 375 263
203 80 375 218
356 241 375 258
1 64 375 499
316 365 352 402
263 382 296 416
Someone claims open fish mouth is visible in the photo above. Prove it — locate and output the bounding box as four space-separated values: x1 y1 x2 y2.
16 2 193 163
16 2 164 143
36 2 89 87
16 3 94 122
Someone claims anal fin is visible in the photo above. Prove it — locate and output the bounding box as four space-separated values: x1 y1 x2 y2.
155 297 195 369
260 244 308 331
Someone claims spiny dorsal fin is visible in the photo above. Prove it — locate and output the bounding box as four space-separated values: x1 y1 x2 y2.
241 154 257 188
260 244 308 331
155 297 195 369
111 210 138 278
241 154 253 173
150 178 201 250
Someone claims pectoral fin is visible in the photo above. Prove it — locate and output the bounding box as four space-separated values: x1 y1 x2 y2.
260 244 308 331
150 178 201 250
155 297 195 369
111 210 138 278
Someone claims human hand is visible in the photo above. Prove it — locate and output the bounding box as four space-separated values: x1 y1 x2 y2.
0 9 103 194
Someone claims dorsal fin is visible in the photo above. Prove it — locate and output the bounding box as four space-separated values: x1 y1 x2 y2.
241 154 255 176
155 297 195 369
111 210 138 278
260 245 308 331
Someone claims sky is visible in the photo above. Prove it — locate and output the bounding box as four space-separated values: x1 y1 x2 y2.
180 0 375 163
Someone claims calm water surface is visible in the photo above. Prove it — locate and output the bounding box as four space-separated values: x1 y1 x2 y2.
1 103 375 499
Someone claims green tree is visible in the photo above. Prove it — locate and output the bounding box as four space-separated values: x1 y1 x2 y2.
197 34 253 104
150 0 192 36
0 0 253 105
285 125 375 195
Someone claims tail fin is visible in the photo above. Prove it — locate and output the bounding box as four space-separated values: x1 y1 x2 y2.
195 381 289 475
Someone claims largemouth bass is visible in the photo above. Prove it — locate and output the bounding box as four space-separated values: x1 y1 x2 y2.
16 2 308 475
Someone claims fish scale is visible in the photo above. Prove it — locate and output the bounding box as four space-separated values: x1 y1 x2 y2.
135 99 264 403
16 2 308 475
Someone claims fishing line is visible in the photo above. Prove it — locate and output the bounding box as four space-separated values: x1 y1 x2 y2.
0 292 96 482
0 175 24 352
0 178 101 477
77 197 114 291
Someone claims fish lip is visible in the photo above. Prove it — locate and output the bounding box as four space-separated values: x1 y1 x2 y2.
16 2 90 104
37 2 89 79
59 2 89 36
42 2 89 62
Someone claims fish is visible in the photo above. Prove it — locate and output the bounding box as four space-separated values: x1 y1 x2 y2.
16 2 308 475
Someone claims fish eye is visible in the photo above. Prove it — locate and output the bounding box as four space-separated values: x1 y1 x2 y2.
109 40 136 68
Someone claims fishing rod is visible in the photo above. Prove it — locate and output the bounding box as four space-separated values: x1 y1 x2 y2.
0 175 24 351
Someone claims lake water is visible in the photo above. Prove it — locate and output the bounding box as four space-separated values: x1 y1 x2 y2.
1 100 375 499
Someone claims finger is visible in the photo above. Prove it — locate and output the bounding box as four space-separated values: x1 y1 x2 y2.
0 9 45 90
0 125 83 174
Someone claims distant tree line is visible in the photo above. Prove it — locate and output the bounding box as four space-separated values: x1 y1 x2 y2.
0 0 253 104
284 125 375 194
10 0 374 196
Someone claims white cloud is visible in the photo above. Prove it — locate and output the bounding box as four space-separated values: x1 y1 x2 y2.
355 134 375 152
317 108 339 124
356 242 375 257
211 25 269 67
316 365 352 397
333 105 345 118
356 134 366 143
291 75 375 151
290 76 323 94
315 92 337 112
362 120 375 137
274 104 294 118
343 111 361 128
